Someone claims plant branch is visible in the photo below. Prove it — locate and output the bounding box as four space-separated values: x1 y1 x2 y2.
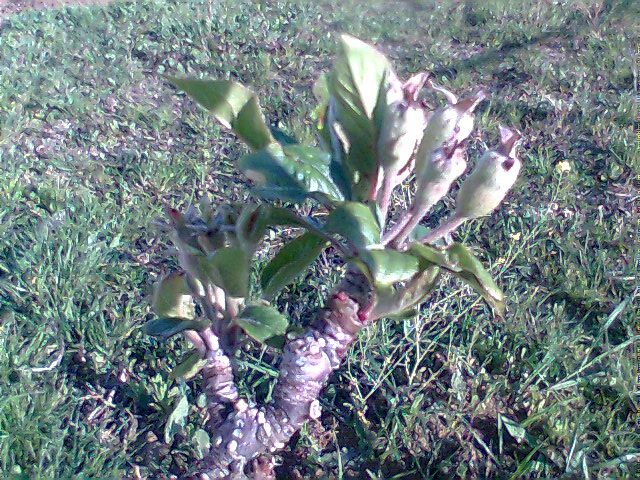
196 269 371 479
184 330 207 356
388 201 433 247
419 214 467 245
393 154 416 188
377 175 394 223
382 182 447 248
197 326 240 429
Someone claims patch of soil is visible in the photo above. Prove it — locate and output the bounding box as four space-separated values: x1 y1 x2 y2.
0 0 110 17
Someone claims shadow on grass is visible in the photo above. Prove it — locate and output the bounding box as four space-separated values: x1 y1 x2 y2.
400 0 638 79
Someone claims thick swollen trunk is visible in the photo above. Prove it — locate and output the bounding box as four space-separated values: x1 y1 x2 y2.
195 270 371 479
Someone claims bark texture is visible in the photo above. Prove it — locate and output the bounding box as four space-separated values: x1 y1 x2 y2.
195 270 371 479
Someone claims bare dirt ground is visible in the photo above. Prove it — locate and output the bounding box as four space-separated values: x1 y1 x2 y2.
0 0 110 17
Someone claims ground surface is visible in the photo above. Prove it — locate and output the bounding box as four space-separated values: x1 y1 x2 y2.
0 0 109 17
0 0 639 479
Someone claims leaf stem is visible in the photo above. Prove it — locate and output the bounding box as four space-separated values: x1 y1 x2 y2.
377 175 394 224
290 212 353 258
419 215 467 245
382 196 437 248
184 330 207 356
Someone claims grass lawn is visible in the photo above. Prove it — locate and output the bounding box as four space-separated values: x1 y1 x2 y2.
0 0 638 478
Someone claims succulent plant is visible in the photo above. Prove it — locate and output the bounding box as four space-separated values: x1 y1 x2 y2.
146 34 523 479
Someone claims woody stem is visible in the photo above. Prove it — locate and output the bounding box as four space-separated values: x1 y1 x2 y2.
196 269 371 479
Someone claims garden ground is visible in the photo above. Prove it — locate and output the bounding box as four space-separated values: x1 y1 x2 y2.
0 0 638 478
0 0 109 18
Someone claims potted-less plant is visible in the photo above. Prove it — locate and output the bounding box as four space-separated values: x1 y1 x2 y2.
147 35 523 479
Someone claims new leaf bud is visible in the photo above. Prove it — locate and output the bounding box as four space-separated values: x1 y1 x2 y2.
236 204 269 254
455 126 522 219
377 72 429 176
414 85 485 183
412 145 467 213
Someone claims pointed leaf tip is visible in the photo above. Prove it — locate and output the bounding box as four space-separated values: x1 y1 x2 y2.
144 317 208 339
168 77 273 150
447 243 505 315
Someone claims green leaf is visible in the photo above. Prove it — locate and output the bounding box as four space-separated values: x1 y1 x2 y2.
331 35 389 124
169 350 207 381
202 247 249 297
313 74 353 200
447 243 502 298
193 429 211 459
447 243 505 315
164 393 189 444
239 144 343 202
237 204 337 259
261 232 328 298
235 305 289 343
329 154 353 202
239 203 295 231
499 415 529 444
264 335 286 350
328 35 391 200
262 205 307 228
324 201 381 250
410 241 505 315
168 77 273 150
284 144 344 200
236 204 270 254
144 318 208 339
409 242 457 271
371 265 440 319
356 249 419 286
312 74 331 148
152 272 194 319
270 126 298 145
407 224 430 242
396 265 441 310
237 204 324 255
